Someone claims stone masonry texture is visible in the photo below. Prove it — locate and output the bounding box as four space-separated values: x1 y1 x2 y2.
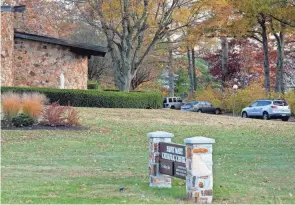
13 38 88 89
1 8 88 89
1 11 14 86
186 143 214 204
147 132 173 188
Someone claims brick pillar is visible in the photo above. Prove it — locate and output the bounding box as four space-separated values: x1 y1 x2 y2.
147 131 174 188
185 137 215 204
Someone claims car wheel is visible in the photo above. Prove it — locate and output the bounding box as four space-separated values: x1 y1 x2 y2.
170 106 175 109
215 109 221 115
262 112 269 120
242 112 248 118
197 109 202 113
281 117 289 121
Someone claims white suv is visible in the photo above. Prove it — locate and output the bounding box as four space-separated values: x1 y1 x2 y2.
241 100 291 121
163 97 183 109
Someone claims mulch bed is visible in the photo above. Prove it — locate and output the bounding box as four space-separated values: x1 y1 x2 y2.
2 124 88 131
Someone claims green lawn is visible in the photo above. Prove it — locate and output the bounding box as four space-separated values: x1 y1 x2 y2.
2 108 295 204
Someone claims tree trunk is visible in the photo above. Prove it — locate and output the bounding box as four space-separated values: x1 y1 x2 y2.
192 48 197 91
275 30 285 93
258 14 271 92
187 46 194 98
168 38 174 97
121 70 132 92
221 37 229 82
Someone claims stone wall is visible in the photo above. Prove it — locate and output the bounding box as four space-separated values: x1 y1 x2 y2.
13 38 88 89
1 11 14 86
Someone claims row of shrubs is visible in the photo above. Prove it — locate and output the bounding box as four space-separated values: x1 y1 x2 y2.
1 87 163 109
1 92 80 127
196 83 295 114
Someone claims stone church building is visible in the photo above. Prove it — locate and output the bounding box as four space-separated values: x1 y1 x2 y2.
1 5 107 90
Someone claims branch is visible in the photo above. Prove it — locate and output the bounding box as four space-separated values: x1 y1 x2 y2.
270 19 281 46
249 35 263 43
270 14 295 28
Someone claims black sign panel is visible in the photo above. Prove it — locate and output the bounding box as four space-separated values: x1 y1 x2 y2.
159 142 186 179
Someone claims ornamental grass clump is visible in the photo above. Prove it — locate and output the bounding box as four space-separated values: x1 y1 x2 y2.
22 92 48 121
64 107 81 126
41 103 81 126
1 92 22 121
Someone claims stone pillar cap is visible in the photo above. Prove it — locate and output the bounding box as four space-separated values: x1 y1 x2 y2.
147 131 174 138
184 136 215 144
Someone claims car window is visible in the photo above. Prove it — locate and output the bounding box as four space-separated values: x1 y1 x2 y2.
251 102 258 107
169 98 172 103
173 98 176 102
177 99 182 102
191 101 199 105
163 99 167 103
206 102 211 107
257 101 271 106
273 101 288 106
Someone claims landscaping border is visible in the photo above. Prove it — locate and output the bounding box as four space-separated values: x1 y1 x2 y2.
1 87 162 109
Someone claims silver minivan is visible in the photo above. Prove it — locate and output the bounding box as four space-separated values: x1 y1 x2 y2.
163 97 183 109
241 100 291 121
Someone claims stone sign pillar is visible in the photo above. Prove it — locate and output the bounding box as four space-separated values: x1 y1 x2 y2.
147 131 174 188
184 137 215 204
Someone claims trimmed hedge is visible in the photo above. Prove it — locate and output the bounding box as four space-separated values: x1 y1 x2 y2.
1 87 162 109
87 83 99 89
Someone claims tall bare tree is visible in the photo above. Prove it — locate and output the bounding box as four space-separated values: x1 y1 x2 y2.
67 0 204 91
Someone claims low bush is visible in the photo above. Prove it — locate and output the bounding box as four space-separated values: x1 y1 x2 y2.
222 83 267 114
196 88 223 108
41 103 68 126
1 92 22 121
40 103 80 126
1 87 162 109
64 106 81 126
22 92 48 121
87 80 101 90
11 114 35 127
285 89 295 115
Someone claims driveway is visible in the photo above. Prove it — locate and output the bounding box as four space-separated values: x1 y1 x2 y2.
222 113 295 122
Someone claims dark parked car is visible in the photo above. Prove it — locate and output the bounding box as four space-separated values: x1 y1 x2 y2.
181 101 222 114
180 101 199 112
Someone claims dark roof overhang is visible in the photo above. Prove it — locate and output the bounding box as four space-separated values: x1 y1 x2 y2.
0 5 26 12
14 32 107 57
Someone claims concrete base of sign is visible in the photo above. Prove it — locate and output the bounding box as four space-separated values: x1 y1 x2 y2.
147 131 174 188
149 176 172 188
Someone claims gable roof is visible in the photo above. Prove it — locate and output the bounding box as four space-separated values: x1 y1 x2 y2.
14 32 107 57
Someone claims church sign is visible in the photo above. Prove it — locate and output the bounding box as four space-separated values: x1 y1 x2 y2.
159 142 186 179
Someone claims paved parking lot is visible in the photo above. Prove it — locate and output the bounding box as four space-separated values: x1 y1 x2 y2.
163 108 295 122
222 113 295 122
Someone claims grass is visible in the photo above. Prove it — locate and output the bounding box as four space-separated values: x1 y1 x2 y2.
1 108 295 204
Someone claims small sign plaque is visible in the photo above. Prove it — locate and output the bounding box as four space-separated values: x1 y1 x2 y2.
159 159 173 176
174 162 187 179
